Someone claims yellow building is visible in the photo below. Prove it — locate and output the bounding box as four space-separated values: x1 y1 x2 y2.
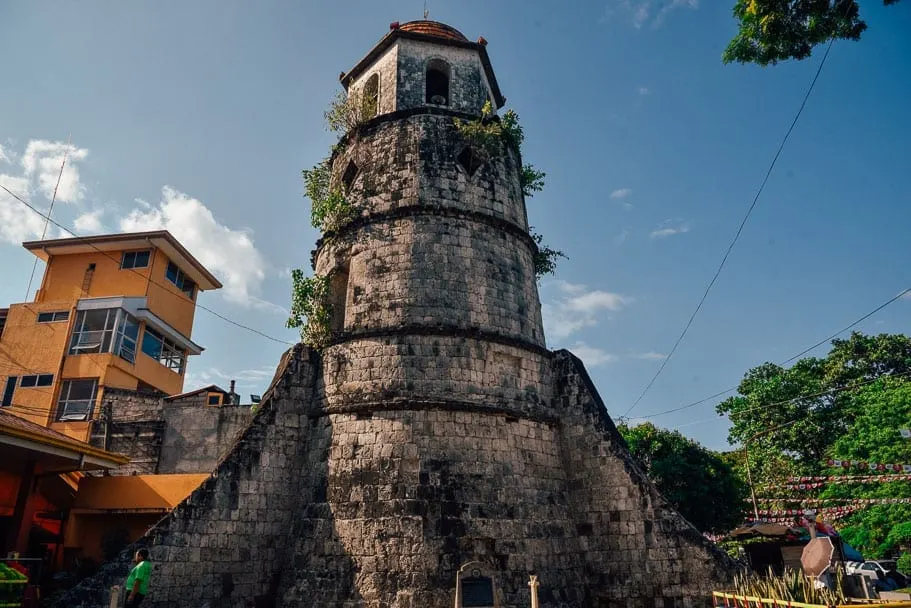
0 230 222 442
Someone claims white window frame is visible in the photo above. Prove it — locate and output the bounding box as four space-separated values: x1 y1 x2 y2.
140 327 187 374
56 378 98 421
121 250 151 270
37 311 70 323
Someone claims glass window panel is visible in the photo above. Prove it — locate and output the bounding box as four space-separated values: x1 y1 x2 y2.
37 312 54 322
166 262 179 283
20 375 38 388
134 251 150 268
37 374 54 387
56 379 98 421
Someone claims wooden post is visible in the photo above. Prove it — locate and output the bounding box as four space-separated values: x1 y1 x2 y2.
528 575 539 608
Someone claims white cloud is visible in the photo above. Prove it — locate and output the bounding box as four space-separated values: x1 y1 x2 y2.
0 175 47 244
650 219 691 239
120 186 278 311
0 138 92 244
610 188 632 200
569 342 618 366
631 351 667 361
21 140 89 203
73 209 106 234
602 0 698 29
637 86 650 96
542 280 633 341
900 290 911 301
614 228 630 246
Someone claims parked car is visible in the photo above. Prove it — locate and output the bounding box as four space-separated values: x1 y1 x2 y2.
845 560 907 591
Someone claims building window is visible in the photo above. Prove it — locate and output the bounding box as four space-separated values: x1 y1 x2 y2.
113 313 140 364
56 379 98 421
37 311 69 323
69 309 117 354
364 73 379 118
20 374 54 388
426 59 450 106
1 377 17 408
69 308 140 362
165 261 196 300
121 250 151 269
141 327 187 374
207 394 222 406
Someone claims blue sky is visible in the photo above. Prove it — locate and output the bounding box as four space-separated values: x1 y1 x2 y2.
1 1 908 450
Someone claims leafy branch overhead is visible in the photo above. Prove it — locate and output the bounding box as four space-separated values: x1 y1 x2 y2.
724 0 902 65
530 229 566 278
286 269 333 349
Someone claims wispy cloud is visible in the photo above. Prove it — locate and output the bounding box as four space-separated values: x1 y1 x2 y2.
22 140 89 203
631 351 667 361
610 188 632 200
637 86 651 96
602 0 699 29
614 227 631 246
73 209 106 234
650 219 691 239
541 280 633 341
120 186 282 313
610 188 634 210
569 342 618 366
0 144 9 164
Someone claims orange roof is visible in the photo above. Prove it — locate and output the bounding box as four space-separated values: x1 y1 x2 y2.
23 230 222 291
0 410 129 470
398 20 468 42
73 473 209 511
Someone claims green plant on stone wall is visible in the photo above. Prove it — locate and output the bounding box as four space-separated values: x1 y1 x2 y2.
521 165 546 197
325 90 375 136
530 229 567 278
302 159 358 233
286 269 333 349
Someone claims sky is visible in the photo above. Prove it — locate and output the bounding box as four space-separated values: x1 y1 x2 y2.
1 1 908 451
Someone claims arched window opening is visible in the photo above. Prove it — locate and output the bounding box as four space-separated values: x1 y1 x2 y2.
342 160 359 193
363 74 379 118
426 59 450 106
329 265 350 334
456 146 484 177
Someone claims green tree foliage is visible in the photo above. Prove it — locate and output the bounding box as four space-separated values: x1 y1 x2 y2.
529 229 566 278
821 378 911 557
618 422 748 533
521 165 546 198
716 333 911 481
302 160 357 233
724 0 902 66
286 270 333 349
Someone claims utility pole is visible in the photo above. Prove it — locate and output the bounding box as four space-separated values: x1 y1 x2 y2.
743 419 800 521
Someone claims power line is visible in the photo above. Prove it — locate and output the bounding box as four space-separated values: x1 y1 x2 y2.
635 286 911 420
0 183 295 346
623 37 839 418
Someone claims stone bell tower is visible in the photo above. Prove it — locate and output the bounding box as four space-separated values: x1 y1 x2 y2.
54 20 736 608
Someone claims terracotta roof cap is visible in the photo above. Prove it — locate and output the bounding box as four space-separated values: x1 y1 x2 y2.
397 20 469 42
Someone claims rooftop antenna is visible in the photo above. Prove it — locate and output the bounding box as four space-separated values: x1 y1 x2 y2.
423 0 429 19
25 133 71 301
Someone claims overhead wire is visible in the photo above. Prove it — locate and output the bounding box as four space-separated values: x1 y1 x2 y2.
633 286 911 421
0 183 295 346
622 34 841 418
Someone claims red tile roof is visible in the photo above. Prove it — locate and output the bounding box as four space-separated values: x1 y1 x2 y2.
397 20 468 42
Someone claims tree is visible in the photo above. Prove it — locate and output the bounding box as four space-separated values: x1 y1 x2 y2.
821 378 911 557
723 0 902 66
716 333 911 485
619 422 748 533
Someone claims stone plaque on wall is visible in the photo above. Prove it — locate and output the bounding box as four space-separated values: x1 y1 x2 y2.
455 561 499 608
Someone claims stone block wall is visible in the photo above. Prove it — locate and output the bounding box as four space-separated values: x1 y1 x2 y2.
396 38 493 114
553 350 737 607
50 345 317 608
157 404 254 474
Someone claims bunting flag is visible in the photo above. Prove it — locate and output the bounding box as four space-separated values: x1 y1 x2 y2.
780 474 911 490
825 459 911 472
746 507 861 524
789 471 911 483
754 498 911 510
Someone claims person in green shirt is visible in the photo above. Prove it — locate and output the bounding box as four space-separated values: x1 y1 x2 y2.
124 548 152 607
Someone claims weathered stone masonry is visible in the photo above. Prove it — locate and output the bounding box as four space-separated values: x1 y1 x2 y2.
52 20 737 608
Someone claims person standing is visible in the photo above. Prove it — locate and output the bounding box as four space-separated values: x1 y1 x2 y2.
124 548 152 607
